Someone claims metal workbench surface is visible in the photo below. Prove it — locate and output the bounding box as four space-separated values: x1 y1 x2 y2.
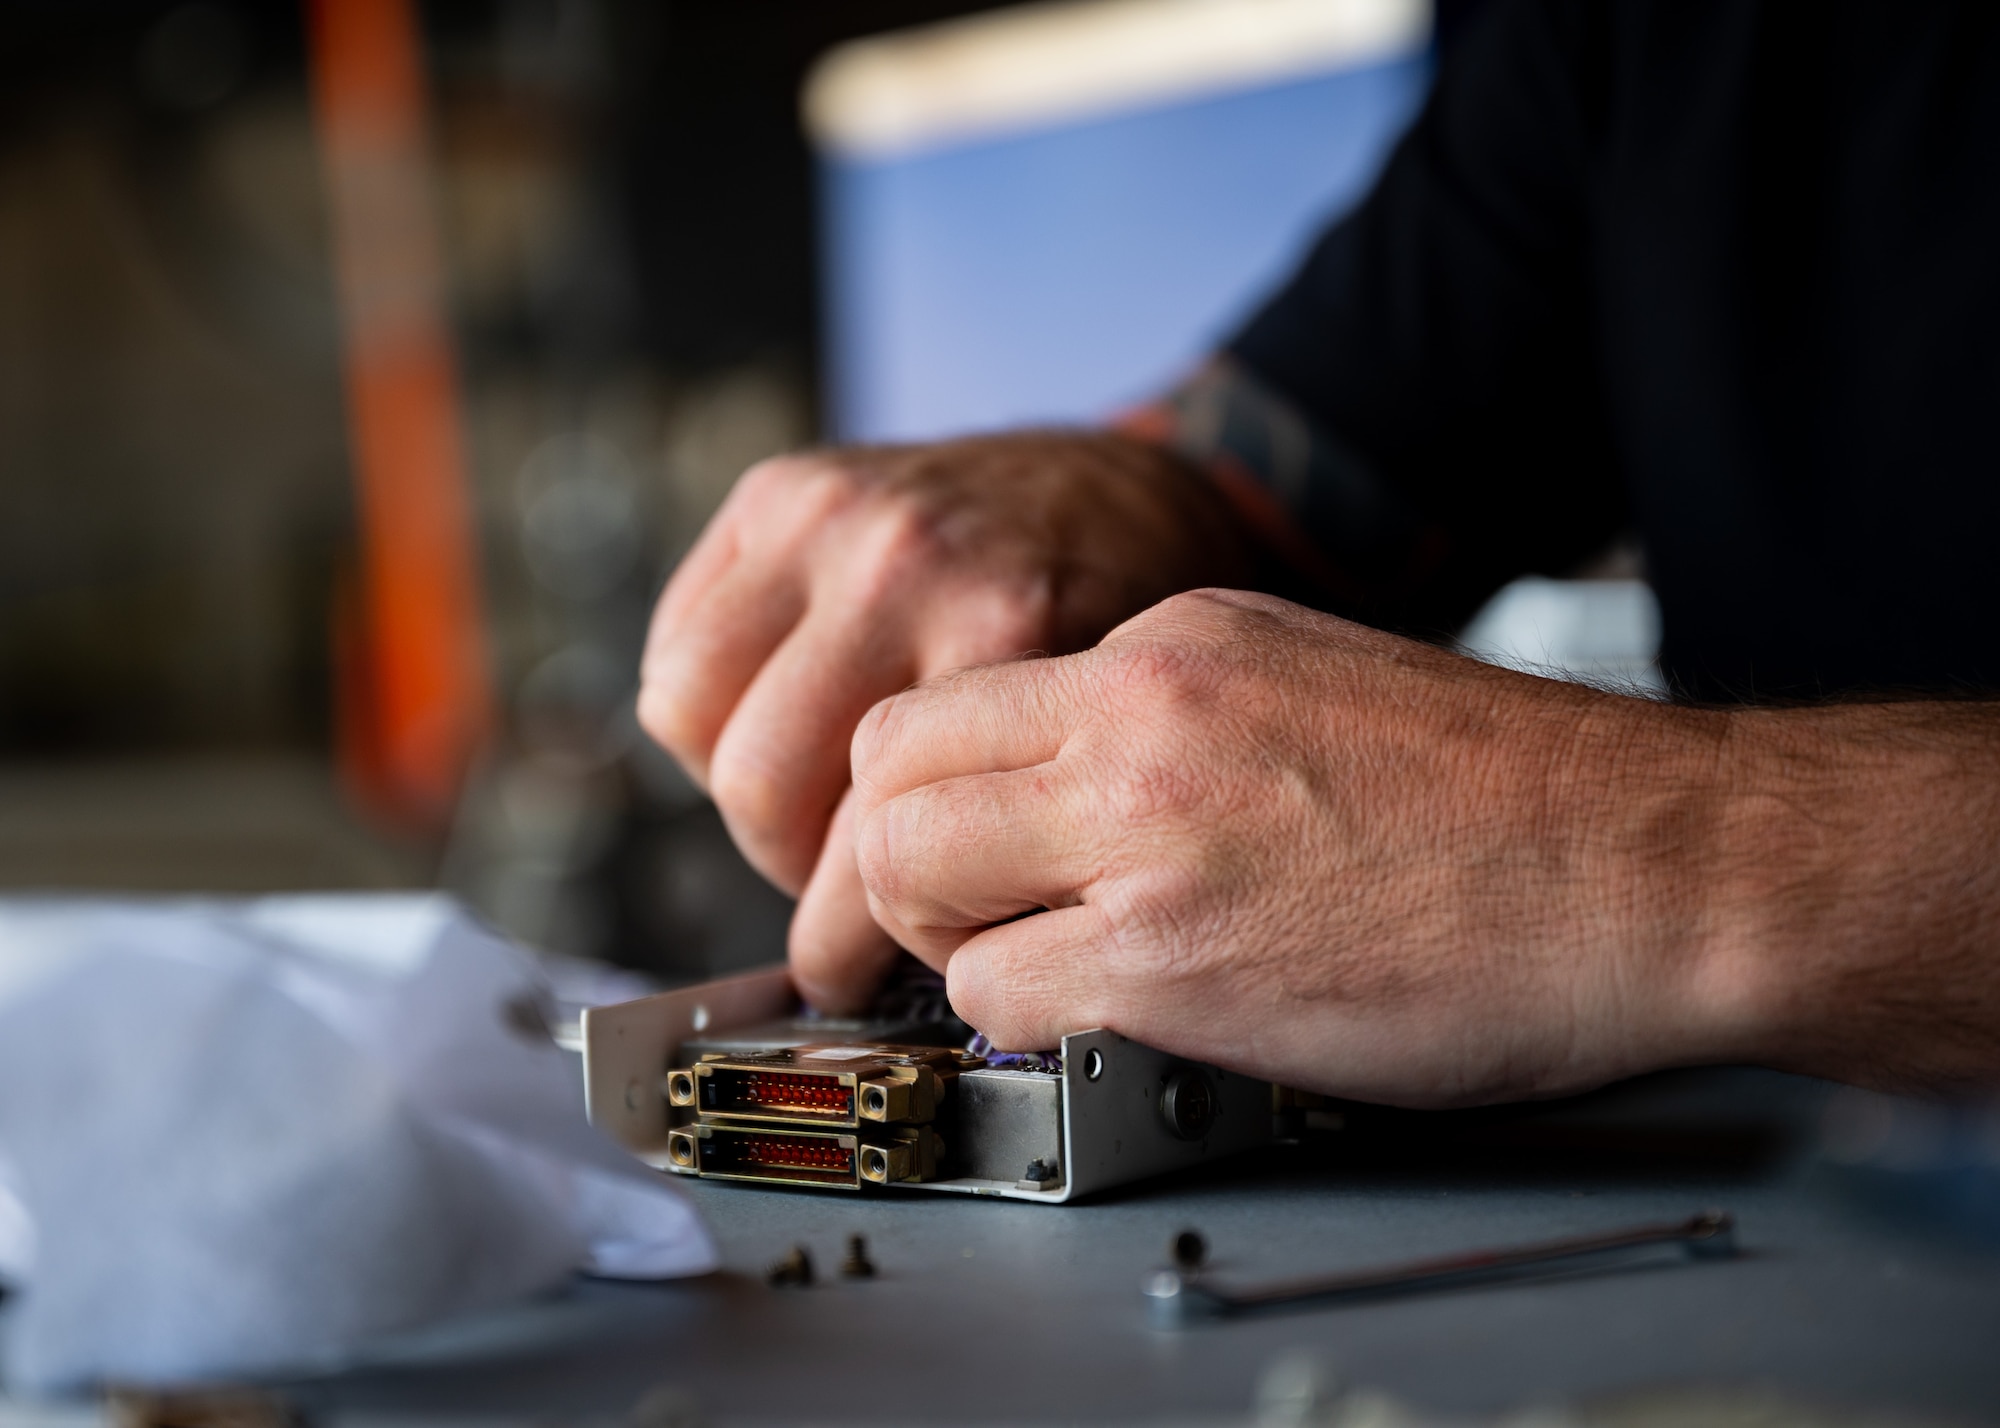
290 1068 2000 1426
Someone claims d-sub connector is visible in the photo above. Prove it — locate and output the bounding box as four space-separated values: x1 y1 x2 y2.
860 1126 944 1185
664 1124 943 1191
685 1045 961 1128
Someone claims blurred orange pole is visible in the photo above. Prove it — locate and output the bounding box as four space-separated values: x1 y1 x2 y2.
307 0 492 833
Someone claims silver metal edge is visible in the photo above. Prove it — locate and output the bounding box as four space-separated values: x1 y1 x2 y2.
580 963 797 1158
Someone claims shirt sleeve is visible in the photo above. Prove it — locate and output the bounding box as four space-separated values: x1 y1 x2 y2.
1224 0 1627 634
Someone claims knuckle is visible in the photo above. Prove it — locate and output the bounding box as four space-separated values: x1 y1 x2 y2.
848 694 905 791
951 577 1057 658
1138 587 1267 650
733 453 866 543
844 500 944 607
897 923 966 965
736 451 818 499
706 744 790 851
1100 868 1221 977
1153 587 1223 620
635 679 699 768
1098 637 1207 705
1160 585 1260 624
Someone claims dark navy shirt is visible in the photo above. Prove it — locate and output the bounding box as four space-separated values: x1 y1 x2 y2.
1228 0 2000 701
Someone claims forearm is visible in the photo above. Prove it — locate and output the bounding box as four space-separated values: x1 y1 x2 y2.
1694 701 2000 1092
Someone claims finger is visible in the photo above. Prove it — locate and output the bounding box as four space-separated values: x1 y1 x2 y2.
709 601 915 892
638 455 861 781
638 555 806 785
788 787 902 1014
855 768 1097 956
850 656 1079 811
945 904 1118 1052
648 505 742 636
648 454 834 631
859 888 967 970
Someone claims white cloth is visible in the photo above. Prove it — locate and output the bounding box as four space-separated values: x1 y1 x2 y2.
0 895 713 1394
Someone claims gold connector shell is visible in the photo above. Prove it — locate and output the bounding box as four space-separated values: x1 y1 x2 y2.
683 1045 958 1128
666 1123 943 1190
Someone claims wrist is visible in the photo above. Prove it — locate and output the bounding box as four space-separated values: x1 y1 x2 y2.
1666 707 1816 1070
1684 703 2000 1089
1531 698 1750 1083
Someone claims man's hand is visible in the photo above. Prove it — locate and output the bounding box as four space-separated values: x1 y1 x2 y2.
637 433 1249 1012
851 589 2000 1105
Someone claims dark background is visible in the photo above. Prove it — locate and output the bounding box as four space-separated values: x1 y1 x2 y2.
0 0 1476 979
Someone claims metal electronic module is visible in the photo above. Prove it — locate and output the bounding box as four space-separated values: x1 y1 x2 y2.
581 964 1280 1202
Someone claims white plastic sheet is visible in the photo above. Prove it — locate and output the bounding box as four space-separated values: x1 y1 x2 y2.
0 895 714 1394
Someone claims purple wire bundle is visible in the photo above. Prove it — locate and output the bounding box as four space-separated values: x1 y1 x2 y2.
964 1031 1062 1073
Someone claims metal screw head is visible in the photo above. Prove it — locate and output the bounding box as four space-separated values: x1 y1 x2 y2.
766 1245 814 1288
1171 1229 1207 1271
840 1233 876 1279
1160 1069 1217 1140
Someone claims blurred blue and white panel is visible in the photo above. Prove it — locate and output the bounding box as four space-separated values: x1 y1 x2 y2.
1458 578 1667 696
808 0 1432 442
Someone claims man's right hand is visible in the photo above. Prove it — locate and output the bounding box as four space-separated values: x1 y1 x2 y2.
636 431 1249 1013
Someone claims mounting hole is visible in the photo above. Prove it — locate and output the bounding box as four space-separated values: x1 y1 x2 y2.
1084 1048 1104 1081
690 1004 711 1033
669 1138 694 1167
861 1148 888 1180
863 1088 886 1113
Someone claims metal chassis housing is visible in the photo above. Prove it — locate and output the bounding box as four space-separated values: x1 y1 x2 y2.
581 964 1271 1204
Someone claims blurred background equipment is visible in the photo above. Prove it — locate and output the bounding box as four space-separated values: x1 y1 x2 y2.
1457 571 1665 696
0 0 1016 981
810 0 1432 441
309 0 494 834
1814 1086 2000 1254
5 1 1629 987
